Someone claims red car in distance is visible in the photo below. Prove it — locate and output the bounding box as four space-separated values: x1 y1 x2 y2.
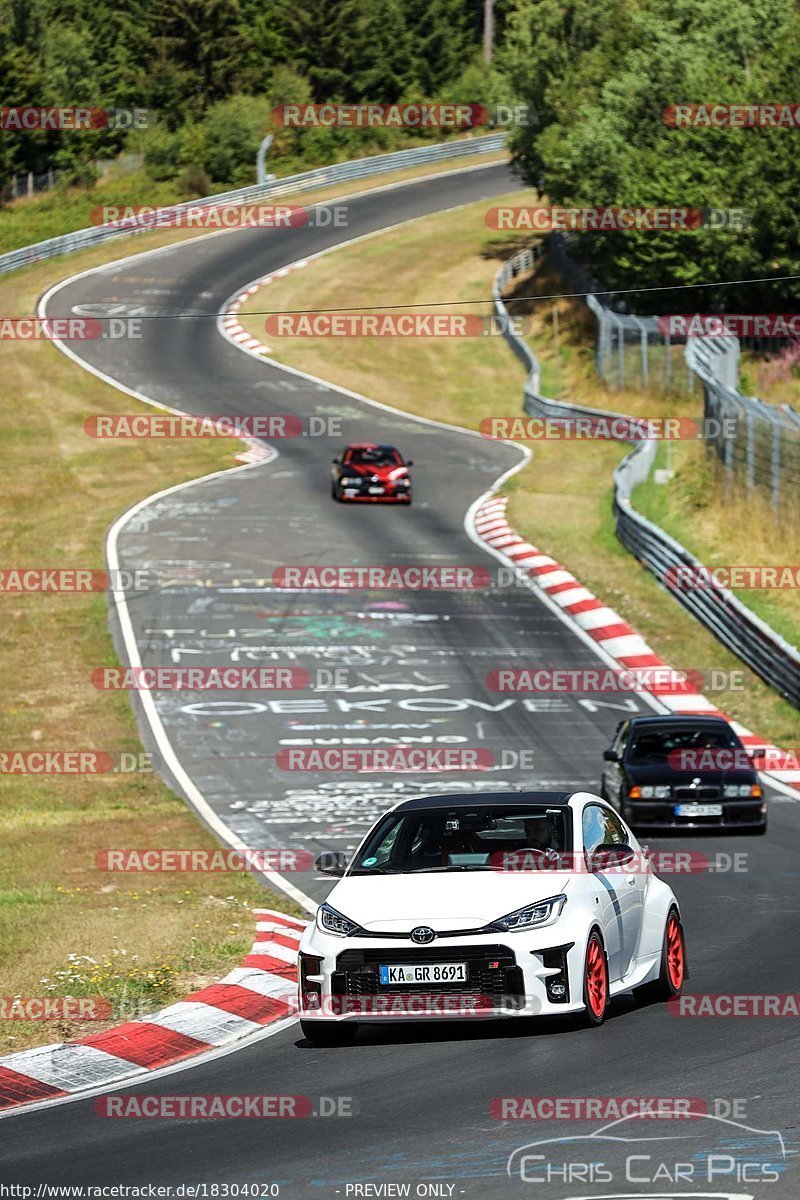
331 443 413 504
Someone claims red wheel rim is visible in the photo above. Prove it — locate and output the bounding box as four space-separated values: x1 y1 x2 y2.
586 936 607 1017
666 914 684 989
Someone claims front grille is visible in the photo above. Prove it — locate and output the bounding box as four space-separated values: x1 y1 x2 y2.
673 786 722 800
332 944 523 1005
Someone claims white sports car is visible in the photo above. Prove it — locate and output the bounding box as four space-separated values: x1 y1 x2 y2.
298 790 686 1044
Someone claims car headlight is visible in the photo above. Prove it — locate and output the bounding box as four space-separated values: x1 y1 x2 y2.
490 894 567 932
638 785 671 798
724 784 761 798
340 476 362 484
317 903 360 937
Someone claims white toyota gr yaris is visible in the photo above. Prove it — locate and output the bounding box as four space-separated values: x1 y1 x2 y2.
298 790 686 1044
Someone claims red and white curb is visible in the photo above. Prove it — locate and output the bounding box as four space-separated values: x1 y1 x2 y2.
220 260 309 362
474 494 800 794
0 908 306 1112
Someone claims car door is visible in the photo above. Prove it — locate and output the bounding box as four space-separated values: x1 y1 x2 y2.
598 807 646 979
602 720 630 808
582 804 623 982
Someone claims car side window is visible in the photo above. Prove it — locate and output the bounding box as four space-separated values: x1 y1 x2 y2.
582 805 608 855
615 721 630 758
600 809 627 846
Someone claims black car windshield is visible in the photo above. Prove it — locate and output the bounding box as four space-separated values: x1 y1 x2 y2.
627 726 740 763
349 806 571 874
346 447 401 466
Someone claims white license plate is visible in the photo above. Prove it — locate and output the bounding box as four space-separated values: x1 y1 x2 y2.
379 962 468 985
675 803 723 817
368 486 384 494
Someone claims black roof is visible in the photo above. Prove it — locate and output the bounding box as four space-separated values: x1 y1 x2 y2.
626 715 733 728
394 791 573 812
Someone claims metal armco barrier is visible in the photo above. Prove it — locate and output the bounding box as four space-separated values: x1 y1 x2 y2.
494 246 800 709
0 133 506 277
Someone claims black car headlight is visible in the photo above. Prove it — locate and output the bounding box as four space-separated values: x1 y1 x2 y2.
490 894 567 932
317 903 360 937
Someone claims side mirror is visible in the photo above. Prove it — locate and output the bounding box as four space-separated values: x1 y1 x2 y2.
590 844 636 872
332 457 341 465
314 851 348 877
749 747 767 762
405 459 414 467
602 748 619 762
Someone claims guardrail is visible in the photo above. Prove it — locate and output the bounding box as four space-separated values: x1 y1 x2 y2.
493 245 800 708
0 133 506 277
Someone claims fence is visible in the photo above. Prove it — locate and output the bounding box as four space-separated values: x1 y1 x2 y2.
687 338 800 515
550 232 800 516
0 133 506 277
493 245 800 708
547 233 696 395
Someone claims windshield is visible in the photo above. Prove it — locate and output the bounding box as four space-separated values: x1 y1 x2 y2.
346 446 402 466
349 806 571 874
627 726 740 763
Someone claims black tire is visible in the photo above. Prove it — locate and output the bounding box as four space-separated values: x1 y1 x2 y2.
330 480 340 501
300 1019 358 1046
634 906 685 1005
581 931 609 1026
753 816 768 836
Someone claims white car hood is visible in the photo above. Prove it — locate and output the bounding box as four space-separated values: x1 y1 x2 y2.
326 871 573 932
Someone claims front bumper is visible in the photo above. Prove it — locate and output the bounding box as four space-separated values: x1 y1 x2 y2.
625 798 766 831
336 477 411 502
298 928 586 1022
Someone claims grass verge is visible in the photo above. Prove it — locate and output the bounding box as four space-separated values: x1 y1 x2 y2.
237 198 800 749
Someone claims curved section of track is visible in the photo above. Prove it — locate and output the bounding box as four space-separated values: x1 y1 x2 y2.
2 162 797 1199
